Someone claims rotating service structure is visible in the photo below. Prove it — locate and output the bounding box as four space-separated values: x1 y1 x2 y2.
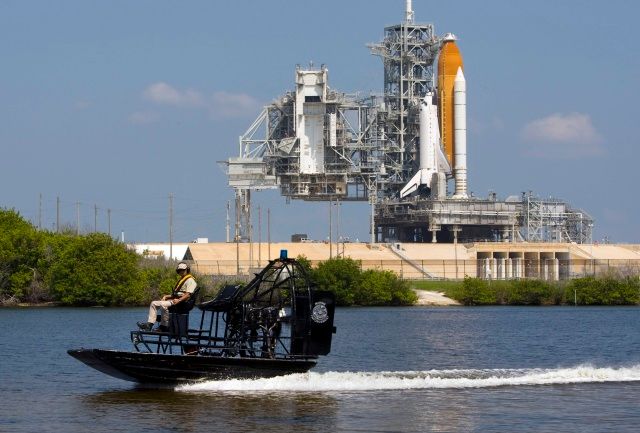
222 1 593 244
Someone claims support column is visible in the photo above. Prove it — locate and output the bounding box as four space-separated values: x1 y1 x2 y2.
429 224 440 243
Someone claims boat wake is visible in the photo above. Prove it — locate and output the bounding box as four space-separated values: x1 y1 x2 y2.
177 364 640 393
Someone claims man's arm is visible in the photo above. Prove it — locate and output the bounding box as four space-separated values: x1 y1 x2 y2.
171 292 191 305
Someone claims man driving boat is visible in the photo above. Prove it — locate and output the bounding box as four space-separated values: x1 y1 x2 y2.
137 262 197 332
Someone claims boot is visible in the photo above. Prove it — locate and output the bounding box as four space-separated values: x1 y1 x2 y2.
137 321 153 331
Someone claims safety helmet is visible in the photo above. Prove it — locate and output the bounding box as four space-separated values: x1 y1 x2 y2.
176 262 190 272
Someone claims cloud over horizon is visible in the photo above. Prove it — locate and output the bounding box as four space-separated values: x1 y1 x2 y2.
521 112 604 158
143 82 205 108
140 82 261 120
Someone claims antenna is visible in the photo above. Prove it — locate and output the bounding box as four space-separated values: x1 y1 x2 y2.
405 0 414 23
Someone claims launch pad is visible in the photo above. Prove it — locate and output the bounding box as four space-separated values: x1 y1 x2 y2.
223 1 593 244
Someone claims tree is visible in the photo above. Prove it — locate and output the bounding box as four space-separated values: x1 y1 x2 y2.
312 257 362 306
0 208 43 300
47 233 144 306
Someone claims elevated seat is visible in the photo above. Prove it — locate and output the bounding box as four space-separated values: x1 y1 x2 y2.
167 287 201 338
198 284 242 312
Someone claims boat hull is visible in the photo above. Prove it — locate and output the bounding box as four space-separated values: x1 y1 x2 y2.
68 348 317 383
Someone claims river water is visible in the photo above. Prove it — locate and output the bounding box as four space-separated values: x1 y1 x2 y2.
1 306 639 432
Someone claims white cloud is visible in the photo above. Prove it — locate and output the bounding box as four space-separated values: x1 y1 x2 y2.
521 112 604 158
141 83 261 119
143 82 205 108
128 111 160 125
210 91 262 119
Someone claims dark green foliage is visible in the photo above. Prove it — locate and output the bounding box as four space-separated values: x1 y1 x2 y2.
0 208 181 306
568 275 640 305
459 277 496 305
48 233 144 306
425 275 640 306
139 260 179 302
309 257 417 306
312 257 362 305
0 209 44 300
294 255 313 275
506 279 553 305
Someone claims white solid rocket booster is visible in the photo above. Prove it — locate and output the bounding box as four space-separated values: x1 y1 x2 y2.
452 67 468 199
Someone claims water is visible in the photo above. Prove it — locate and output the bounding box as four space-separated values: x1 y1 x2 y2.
1 306 639 432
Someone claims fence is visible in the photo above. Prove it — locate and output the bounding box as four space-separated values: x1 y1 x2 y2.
190 259 640 281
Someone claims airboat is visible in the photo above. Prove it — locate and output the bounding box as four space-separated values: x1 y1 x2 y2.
68 251 336 383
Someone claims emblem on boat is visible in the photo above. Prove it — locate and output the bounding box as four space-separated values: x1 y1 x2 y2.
311 301 329 324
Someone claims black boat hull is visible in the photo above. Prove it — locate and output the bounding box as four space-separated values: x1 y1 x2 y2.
68 349 317 383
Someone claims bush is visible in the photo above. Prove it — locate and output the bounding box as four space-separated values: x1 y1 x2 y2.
569 275 640 305
459 277 495 305
0 209 44 300
139 261 178 303
309 257 417 306
47 233 145 306
312 257 362 306
507 279 553 305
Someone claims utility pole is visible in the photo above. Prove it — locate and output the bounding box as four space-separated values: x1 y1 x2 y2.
235 192 240 275
108 209 111 237
248 203 253 268
267 208 271 261
169 193 174 261
56 196 60 233
336 198 341 257
38 193 42 230
225 200 230 243
76 202 80 236
258 205 262 266
329 198 333 259
94 204 98 232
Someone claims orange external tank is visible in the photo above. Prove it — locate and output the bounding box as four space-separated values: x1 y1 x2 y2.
437 35 464 168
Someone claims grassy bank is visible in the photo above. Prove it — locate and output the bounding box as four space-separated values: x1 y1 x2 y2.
412 276 640 306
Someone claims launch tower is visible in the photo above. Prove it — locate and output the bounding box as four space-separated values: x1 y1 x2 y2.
223 1 593 245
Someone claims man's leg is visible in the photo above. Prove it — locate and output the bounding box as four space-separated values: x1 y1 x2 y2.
147 300 173 325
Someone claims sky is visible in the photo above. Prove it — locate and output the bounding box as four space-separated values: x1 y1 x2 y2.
1 0 639 244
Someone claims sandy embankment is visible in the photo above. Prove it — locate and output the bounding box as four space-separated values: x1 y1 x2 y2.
413 290 460 306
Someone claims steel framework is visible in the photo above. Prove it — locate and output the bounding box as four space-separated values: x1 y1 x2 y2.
221 5 595 245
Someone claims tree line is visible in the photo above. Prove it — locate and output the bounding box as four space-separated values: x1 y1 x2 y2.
6 207 633 308
0 208 180 306
441 276 640 306
0 208 417 307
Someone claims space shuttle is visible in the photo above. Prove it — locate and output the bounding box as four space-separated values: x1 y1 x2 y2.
400 33 468 200
399 92 451 197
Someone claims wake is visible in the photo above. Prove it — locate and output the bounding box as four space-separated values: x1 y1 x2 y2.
177 364 640 393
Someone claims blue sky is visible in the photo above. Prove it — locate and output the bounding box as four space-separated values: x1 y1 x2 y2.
1 0 638 243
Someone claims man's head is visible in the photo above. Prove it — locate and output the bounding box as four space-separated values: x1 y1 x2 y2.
176 262 190 275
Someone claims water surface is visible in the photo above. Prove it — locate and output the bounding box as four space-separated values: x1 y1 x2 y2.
1 306 639 432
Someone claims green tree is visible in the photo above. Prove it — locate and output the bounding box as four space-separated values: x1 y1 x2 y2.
311 257 362 306
507 279 553 305
47 233 144 306
0 209 44 300
459 277 495 305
